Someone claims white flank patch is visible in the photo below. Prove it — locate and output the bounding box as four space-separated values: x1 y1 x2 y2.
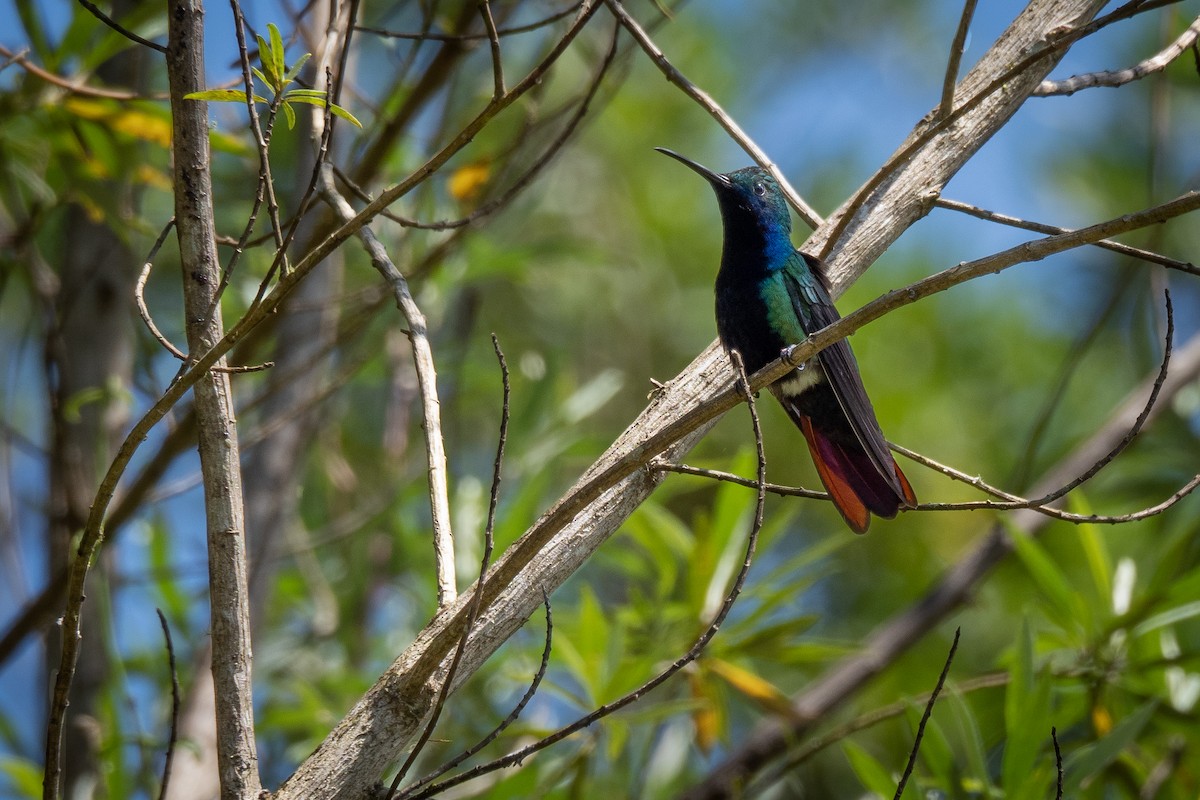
777 360 823 396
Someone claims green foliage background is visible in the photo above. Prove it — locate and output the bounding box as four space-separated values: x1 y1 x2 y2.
1 1 1199 798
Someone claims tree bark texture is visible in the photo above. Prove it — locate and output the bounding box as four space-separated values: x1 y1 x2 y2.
165 1 261 797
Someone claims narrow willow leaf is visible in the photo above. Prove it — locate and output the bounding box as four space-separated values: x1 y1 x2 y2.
284 52 311 83
267 22 286 87
1063 701 1157 790
842 740 895 798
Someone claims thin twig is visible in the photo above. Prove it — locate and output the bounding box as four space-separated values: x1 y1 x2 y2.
228 0 288 278
936 197 1199 276
652 461 825 500
0 44 156 99
894 445 1200 524
334 14 619 233
659 455 1200 525
76 0 168 53
1052 727 1063 800
398 594 554 799
604 0 823 229
1035 14 1200 95
407 350 766 800
937 0 979 120
385 335 510 797
135 219 272 373
894 627 960 800
751 672 1010 794
820 0 1184 261
356 4 583 41
205 0 282 326
154 609 181 800
136 220 187 361
1024 289 1173 507
318 174 458 607
479 0 506 98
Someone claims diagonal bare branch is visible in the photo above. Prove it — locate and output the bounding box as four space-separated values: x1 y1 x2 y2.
1035 13 1200 95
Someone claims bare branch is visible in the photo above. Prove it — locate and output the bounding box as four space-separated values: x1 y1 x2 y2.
356 4 583 41
154 609 181 800
1053 727 1063 800
894 628 960 800
892 444 1200 524
398 595 554 798
937 0 979 120
135 220 187 361
75 0 168 53
385 336 510 797
1035 14 1200 95
937 197 1199 276
0 43 157 99
136 220 274 374
479 0 506 98
317 172 458 608
162 2 261 795
605 0 823 229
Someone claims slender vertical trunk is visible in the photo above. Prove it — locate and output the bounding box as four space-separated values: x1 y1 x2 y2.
166 1 261 796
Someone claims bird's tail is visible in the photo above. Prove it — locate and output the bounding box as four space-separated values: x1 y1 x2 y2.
798 416 916 534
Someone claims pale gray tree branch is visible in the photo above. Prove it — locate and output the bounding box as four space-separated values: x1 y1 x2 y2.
317 167 458 607
604 0 824 230
1034 13 1200 95
163 1 261 797
936 197 1200 275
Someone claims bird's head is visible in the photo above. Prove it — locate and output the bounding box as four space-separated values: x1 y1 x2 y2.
655 147 792 237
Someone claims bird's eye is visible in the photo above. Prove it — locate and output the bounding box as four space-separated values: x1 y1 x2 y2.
753 182 767 197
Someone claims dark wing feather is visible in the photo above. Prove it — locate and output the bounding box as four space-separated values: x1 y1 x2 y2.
782 252 906 500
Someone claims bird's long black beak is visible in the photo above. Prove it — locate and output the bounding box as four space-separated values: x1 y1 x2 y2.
655 147 731 187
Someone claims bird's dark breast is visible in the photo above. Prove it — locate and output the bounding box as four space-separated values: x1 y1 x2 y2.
714 277 788 374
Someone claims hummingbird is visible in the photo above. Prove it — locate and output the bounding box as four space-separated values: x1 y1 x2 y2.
658 148 915 533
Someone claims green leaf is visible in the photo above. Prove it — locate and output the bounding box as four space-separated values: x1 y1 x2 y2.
842 740 895 798
0 754 43 797
251 66 273 92
280 94 364 128
1132 600 1200 637
268 22 286 88
328 103 364 128
255 33 275 87
284 52 311 83
947 687 995 795
281 100 296 130
1009 525 1086 631
1069 494 1112 607
185 89 251 103
285 89 331 101
1063 701 1157 791
1002 618 1054 800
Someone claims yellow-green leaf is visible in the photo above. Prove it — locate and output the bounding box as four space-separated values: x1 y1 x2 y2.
706 657 792 717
